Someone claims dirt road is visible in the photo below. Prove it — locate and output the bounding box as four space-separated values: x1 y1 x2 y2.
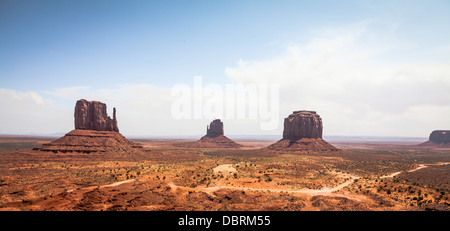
168 172 364 201
380 162 450 179
66 162 450 202
66 178 139 193
213 164 237 175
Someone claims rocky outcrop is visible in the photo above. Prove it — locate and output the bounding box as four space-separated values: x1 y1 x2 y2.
206 119 224 138
268 110 339 153
35 129 143 153
429 130 450 144
196 135 243 148
34 99 144 154
283 111 322 140
266 138 339 152
419 130 450 148
176 119 243 148
75 99 118 132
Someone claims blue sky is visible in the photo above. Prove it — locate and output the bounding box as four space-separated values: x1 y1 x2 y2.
1 0 450 137
1 0 361 89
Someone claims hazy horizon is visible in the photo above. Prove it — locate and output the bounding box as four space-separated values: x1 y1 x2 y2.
0 132 429 142
1 0 450 137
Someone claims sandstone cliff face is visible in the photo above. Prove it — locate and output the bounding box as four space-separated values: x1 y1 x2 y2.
74 99 119 132
206 119 224 138
34 99 146 154
268 110 339 152
419 130 450 147
35 129 143 153
429 130 450 144
283 111 323 140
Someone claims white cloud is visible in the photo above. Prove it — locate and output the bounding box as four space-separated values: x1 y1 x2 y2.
1 81 279 136
225 22 450 137
0 89 72 134
42 84 224 137
3 19 449 137
46 86 92 100
0 89 46 105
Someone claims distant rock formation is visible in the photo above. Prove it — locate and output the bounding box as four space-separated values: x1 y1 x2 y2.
34 99 144 153
419 130 450 148
75 99 119 132
268 110 339 152
206 119 224 138
176 119 243 148
283 110 322 140
35 129 143 153
429 130 450 144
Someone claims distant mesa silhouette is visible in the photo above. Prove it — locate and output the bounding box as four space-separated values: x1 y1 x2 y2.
419 130 450 148
267 110 339 152
205 119 224 138
176 119 243 148
34 99 143 153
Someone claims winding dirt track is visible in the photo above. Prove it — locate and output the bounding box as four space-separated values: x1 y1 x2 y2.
168 162 450 202
168 164 365 201
168 175 365 201
66 178 139 193
380 162 450 179
65 163 450 203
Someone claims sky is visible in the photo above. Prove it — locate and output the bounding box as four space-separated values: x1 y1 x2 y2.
1 0 450 137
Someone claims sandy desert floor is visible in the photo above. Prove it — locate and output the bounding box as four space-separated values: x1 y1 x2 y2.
0 136 449 211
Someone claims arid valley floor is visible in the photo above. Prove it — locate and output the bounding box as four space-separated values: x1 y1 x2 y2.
0 136 449 211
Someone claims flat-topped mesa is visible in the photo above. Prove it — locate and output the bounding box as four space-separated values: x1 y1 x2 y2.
283 110 323 141
419 130 450 148
206 119 224 138
74 99 119 132
268 110 339 152
429 130 450 144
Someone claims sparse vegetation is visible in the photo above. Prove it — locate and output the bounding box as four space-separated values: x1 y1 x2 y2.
0 137 449 211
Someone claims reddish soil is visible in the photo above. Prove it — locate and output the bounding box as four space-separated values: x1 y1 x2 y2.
419 141 450 148
267 138 340 153
0 137 449 211
34 129 144 153
174 135 243 149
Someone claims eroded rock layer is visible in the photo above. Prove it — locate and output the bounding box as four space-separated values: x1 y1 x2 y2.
176 119 242 148
267 138 339 152
268 110 339 152
34 129 143 153
196 135 243 148
419 130 450 148
34 99 144 154
206 119 224 138
283 111 322 140
75 99 119 132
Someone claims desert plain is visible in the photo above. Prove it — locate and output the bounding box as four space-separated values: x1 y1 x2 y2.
0 135 449 211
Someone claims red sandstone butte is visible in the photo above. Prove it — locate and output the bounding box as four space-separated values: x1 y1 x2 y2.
34 99 143 153
419 130 450 148
283 110 323 140
268 110 339 152
74 99 119 132
176 119 243 148
205 119 224 138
